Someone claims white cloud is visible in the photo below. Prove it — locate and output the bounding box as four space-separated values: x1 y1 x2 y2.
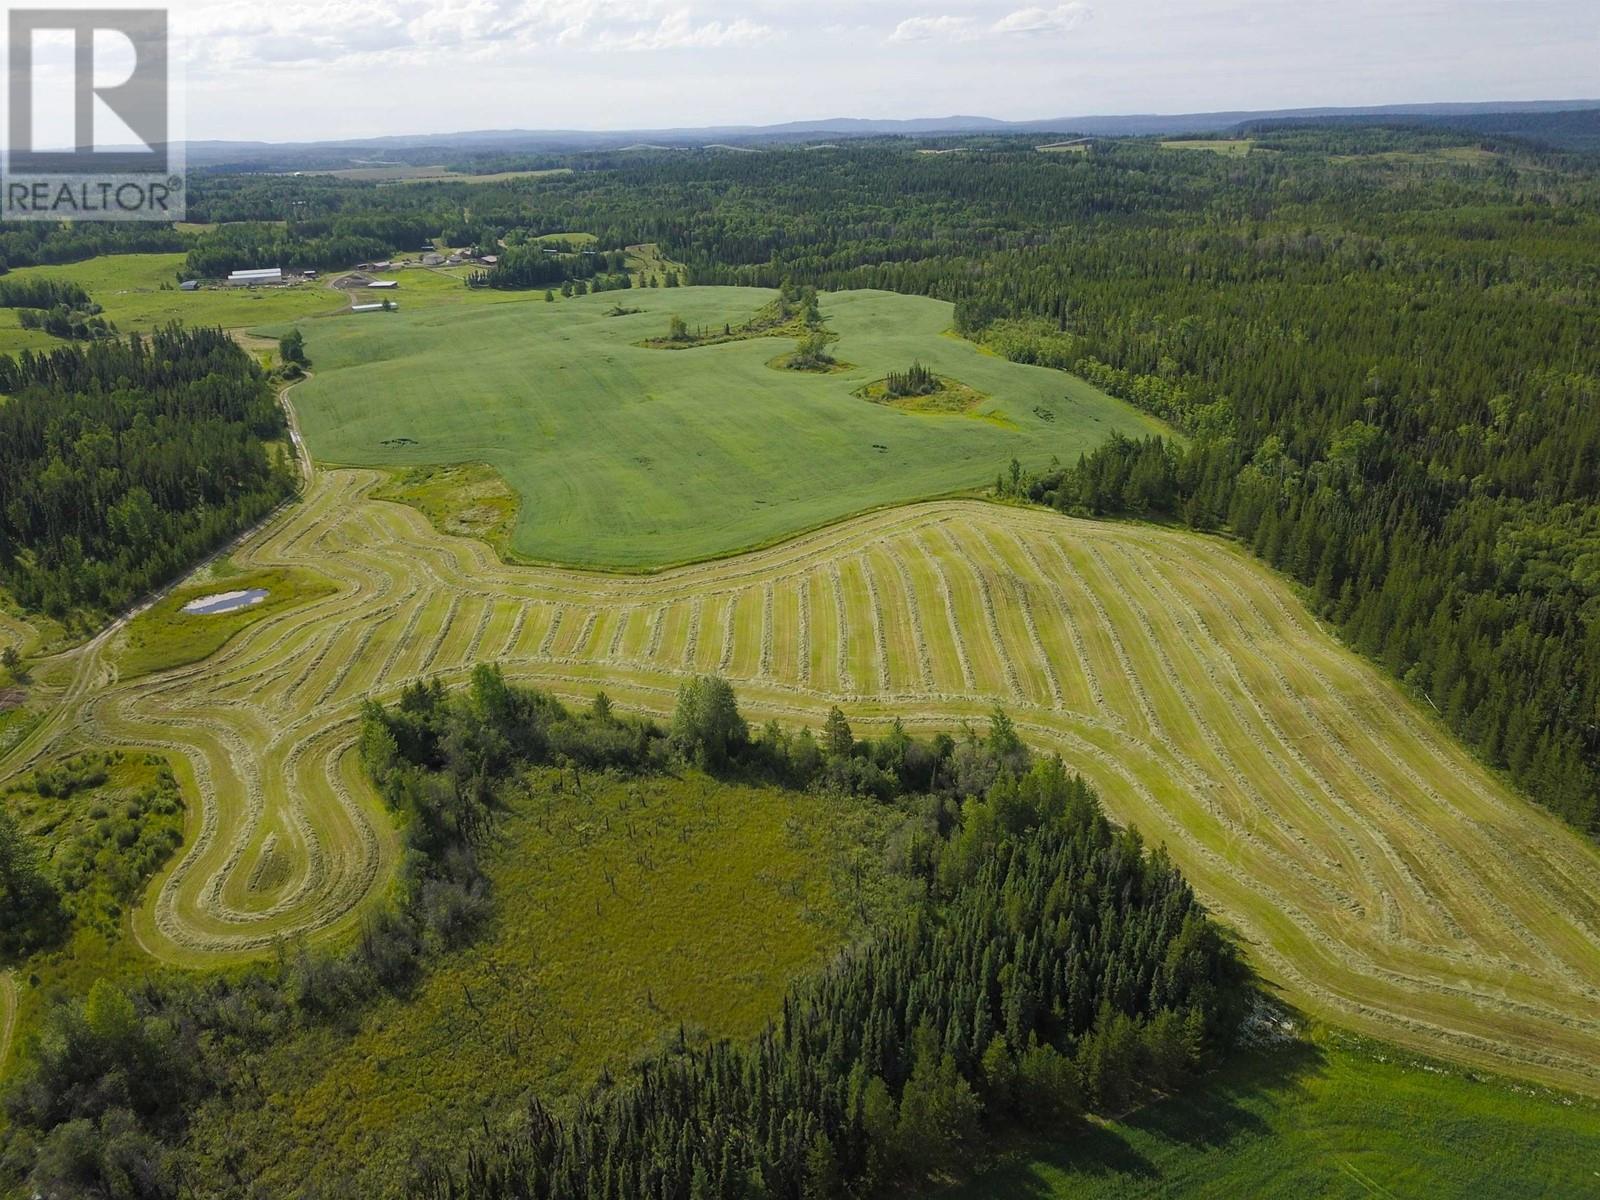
179 0 776 71
889 14 979 43
888 3 1093 44
594 10 778 51
992 2 1092 35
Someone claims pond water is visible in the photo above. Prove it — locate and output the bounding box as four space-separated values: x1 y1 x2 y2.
182 588 269 615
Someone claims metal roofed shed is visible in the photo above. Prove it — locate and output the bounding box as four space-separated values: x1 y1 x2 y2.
226 267 284 286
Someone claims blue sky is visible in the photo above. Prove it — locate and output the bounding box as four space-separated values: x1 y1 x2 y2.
158 0 1599 140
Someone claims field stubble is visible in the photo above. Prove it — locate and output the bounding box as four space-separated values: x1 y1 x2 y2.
6 468 1600 1096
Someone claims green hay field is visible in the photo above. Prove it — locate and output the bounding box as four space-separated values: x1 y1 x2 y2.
0 253 558 357
287 287 1168 568
948 1030 1600 1199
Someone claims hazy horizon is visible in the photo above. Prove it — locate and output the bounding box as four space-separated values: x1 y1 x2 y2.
60 0 1600 143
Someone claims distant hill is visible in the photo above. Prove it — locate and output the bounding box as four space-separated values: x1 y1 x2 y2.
183 100 1600 167
1244 107 1600 152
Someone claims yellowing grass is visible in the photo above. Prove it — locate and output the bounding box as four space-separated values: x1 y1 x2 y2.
8 468 1600 1096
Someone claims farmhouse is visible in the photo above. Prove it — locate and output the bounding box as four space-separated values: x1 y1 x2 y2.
227 267 284 287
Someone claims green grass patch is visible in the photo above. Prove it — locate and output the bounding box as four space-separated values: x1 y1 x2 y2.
1 751 186 1082
288 287 1167 568
856 372 993 416
1329 146 1502 168
635 294 812 349
0 254 351 355
944 1027 1600 1199
113 566 338 678
372 463 521 556
625 242 687 283
1159 139 1254 156
0 249 596 356
193 768 912 1194
308 165 573 184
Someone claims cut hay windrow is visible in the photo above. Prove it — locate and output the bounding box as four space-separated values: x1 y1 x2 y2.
11 474 1600 1096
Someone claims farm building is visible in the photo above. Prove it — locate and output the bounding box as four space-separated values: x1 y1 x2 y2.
480 255 499 266
179 279 199 291
368 280 398 290
350 302 396 313
227 267 284 287
332 272 376 289
421 253 446 267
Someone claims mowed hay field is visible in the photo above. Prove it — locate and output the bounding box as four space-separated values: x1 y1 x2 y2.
11 466 1600 1096
287 287 1170 567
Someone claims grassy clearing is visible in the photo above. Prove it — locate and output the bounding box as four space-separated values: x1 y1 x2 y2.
112 565 338 678
1 752 187 1078
0 254 345 355
13 466 1600 1097
0 246 609 355
372 463 520 558
307 165 572 184
189 768 912 1195
946 1028 1600 1199
1159 139 1254 156
1330 146 1502 168
287 287 1166 568
625 242 687 281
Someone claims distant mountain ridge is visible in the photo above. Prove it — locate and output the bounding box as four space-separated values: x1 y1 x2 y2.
184 99 1600 165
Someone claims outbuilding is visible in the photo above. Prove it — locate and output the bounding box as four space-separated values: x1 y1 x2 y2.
227 267 284 287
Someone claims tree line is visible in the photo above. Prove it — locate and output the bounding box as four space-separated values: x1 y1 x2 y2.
2 672 1250 1197
0 325 296 618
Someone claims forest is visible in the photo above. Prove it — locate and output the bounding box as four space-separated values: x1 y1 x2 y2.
0 672 1249 1198
0 326 295 618
171 130 1600 834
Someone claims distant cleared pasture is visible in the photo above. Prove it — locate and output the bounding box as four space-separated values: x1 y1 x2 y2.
288 287 1168 568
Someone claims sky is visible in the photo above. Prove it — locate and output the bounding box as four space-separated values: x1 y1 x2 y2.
59 0 1600 141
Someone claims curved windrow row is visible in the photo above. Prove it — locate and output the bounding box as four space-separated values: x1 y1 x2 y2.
26 468 1600 1095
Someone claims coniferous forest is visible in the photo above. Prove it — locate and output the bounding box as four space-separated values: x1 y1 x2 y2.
0 326 294 619
0 672 1248 1196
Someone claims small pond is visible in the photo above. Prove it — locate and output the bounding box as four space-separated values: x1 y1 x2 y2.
182 588 269 615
